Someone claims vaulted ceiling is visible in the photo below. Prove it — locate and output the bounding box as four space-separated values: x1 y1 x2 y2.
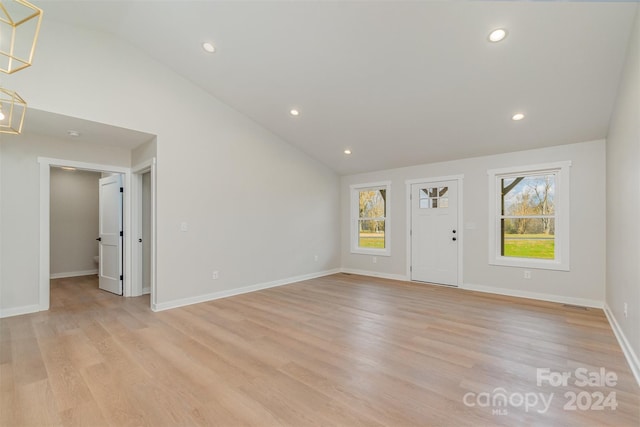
30 1 638 174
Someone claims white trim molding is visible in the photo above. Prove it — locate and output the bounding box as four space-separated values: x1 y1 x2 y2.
0 304 41 319
487 161 571 271
340 268 408 282
349 181 391 257
461 282 603 309
152 268 341 312
37 157 133 312
604 304 640 387
50 269 98 279
131 157 157 308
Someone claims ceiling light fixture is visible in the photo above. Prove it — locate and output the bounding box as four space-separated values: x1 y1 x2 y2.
289 109 300 116
60 166 76 171
67 130 81 137
0 87 27 134
0 0 43 74
0 0 44 134
202 42 215 53
488 28 507 43
512 113 525 121
344 149 352 155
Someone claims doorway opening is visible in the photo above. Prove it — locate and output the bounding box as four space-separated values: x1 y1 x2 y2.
132 158 157 308
49 167 103 281
38 157 156 311
50 167 125 299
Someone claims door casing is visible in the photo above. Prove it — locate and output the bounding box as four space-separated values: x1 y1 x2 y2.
37 156 156 311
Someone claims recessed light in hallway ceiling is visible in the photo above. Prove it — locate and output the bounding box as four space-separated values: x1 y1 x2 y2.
488 28 508 42
202 42 216 53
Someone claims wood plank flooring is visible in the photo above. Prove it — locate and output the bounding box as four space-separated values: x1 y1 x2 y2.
1 273 638 426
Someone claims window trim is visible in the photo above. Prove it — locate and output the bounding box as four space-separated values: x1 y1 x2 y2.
350 181 391 256
488 161 571 271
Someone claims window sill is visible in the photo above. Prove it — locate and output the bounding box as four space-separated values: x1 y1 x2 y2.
490 256 569 271
351 248 391 257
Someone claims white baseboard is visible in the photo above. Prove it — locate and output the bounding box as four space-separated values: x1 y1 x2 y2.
142 287 150 295
152 268 341 312
0 304 40 319
340 268 409 282
461 282 604 309
604 304 640 387
50 269 98 279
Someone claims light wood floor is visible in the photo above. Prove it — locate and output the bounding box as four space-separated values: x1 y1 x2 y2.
1 274 638 426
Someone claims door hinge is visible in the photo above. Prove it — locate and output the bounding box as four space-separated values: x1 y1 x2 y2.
119 231 123 237
119 275 123 281
120 187 123 193
410 229 412 236
410 266 412 272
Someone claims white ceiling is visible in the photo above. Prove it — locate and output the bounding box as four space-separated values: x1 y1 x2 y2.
22 108 155 149
30 1 637 174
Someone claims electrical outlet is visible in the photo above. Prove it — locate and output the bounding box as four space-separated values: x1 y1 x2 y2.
524 270 531 279
314 255 319 262
372 256 377 264
212 271 219 280
624 303 628 319
180 222 188 232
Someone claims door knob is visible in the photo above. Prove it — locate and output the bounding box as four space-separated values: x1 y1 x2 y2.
138 238 142 243
452 230 457 233
96 237 102 241
452 237 457 241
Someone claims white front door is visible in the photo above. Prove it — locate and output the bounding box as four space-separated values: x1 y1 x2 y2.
98 174 123 295
411 180 459 286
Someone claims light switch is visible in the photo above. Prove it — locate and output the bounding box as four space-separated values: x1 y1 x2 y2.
180 222 188 232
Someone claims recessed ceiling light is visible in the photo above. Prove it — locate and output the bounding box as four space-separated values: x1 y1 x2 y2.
290 109 300 116
60 167 76 171
512 113 525 121
488 28 508 43
202 42 216 53
344 149 352 155
67 130 81 137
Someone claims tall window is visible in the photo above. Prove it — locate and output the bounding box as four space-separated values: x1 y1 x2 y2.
351 182 391 256
488 162 570 271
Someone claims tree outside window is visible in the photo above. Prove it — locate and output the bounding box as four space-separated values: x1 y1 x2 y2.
488 161 570 271
501 174 556 259
350 182 391 256
358 189 386 249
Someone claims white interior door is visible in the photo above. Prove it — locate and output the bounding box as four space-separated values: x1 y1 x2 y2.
98 174 123 295
411 180 459 286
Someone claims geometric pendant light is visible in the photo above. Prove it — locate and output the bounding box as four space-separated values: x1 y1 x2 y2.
0 0 43 74
0 87 27 134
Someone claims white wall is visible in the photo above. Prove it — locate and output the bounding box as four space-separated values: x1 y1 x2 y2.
0 133 131 311
2 19 340 311
341 140 606 307
50 168 101 277
606 7 640 375
132 138 157 166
